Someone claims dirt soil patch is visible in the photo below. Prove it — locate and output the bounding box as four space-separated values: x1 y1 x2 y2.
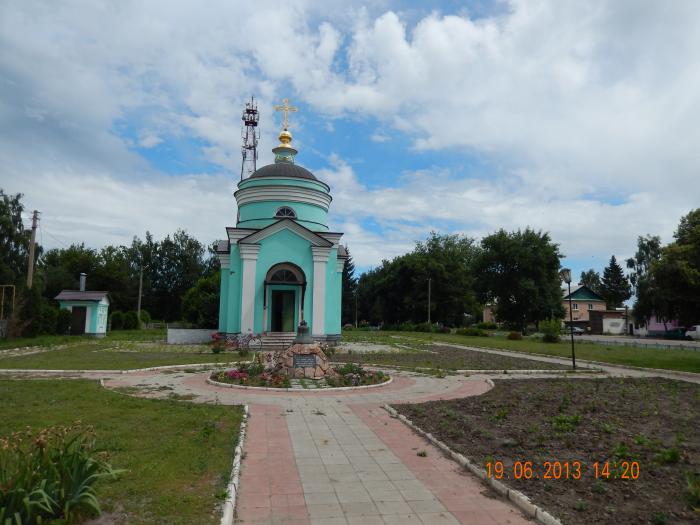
395 377 700 524
334 344 569 370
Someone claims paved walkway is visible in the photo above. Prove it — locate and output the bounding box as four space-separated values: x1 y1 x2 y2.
97 370 531 524
8 355 698 524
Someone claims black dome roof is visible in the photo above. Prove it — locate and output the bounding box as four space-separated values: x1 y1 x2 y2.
249 162 317 181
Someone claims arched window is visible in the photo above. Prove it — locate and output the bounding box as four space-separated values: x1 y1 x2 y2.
270 269 298 283
274 206 297 219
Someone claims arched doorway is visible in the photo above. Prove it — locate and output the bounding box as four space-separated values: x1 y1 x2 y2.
264 263 306 332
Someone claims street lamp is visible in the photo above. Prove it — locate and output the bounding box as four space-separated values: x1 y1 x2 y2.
559 268 576 370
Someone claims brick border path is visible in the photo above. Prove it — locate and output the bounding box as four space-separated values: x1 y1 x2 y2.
99 370 533 524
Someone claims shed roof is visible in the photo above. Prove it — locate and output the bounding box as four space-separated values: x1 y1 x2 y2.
54 290 109 302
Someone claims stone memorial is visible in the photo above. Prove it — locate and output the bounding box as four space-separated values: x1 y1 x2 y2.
257 321 338 380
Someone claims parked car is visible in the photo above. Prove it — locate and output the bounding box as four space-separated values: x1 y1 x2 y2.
685 325 700 341
562 326 585 335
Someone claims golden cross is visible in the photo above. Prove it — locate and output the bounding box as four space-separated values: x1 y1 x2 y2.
273 97 298 130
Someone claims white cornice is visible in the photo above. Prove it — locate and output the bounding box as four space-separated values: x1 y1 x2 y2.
311 246 332 263
227 228 257 244
234 186 332 210
239 219 333 247
318 232 343 246
239 244 261 260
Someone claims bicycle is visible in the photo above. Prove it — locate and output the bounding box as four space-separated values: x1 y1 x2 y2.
225 332 262 351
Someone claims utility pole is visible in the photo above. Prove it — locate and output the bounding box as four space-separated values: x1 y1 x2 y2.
26 210 39 288
137 265 143 325
427 277 431 324
354 290 358 328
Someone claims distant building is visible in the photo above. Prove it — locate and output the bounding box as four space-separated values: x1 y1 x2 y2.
482 304 496 324
55 272 109 337
633 314 681 337
589 309 630 335
562 285 606 330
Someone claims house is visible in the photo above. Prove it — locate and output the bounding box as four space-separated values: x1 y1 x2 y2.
561 285 606 330
55 273 109 337
633 314 681 337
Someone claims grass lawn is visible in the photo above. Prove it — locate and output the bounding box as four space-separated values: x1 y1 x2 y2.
0 328 165 350
395 377 700 525
0 330 247 370
0 379 243 525
334 344 569 371
341 330 700 373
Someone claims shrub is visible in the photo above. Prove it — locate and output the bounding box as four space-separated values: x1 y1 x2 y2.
109 311 125 330
56 308 72 335
540 319 561 343
456 327 487 337
0 425 121 524
475 321 498 330
413 322 434 333
507 331 523 340
122 311 140 330
139 309 151 325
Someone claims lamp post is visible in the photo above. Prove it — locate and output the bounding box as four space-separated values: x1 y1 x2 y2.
354 290 358 328
560 268 576 370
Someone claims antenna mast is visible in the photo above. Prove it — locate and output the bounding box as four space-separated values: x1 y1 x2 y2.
240 96 259 180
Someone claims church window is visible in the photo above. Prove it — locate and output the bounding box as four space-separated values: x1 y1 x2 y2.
270 269 298 283
275 206 297 219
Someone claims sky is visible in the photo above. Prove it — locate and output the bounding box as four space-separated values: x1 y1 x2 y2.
2 0 699 280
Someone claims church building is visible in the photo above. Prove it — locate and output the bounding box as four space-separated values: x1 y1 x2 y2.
216 99 346 344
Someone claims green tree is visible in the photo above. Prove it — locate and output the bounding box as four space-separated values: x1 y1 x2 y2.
356 232 478 326
626 235 663 324
579 269 601 294
473 228 563 331
652 209 700 326
599 255 631 308
341 247 357 326
181 271 220 328
0 190 31 285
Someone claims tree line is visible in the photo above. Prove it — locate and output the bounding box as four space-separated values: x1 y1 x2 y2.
1 189 219 336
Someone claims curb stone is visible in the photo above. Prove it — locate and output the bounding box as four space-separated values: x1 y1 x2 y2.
221 404 249 525
206 374 393 392
382 400 563 525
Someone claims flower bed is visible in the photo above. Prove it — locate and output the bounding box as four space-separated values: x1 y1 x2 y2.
210 361 389 389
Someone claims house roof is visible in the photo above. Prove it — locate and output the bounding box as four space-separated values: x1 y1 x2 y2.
562 285 605 301
54 290 109 302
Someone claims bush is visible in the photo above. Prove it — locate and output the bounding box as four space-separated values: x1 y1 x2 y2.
56 308 71 335
123 310 140 330
540 318 561 343
475 321 498 330
139 309 151 325
414 322 434 333
0 425 121 523
456 327 488 337
109 311 124 330
507 331 523 340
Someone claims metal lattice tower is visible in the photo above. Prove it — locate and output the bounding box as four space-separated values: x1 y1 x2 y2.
240 96 260 180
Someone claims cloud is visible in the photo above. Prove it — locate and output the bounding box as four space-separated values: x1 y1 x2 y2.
1 0 699 277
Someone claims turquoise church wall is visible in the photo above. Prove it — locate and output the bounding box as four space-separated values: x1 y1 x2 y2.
237 200 329 231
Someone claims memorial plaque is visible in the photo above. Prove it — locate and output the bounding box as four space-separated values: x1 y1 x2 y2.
293 354 317 368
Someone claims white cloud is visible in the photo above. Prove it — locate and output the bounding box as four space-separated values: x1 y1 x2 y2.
1 0 699 275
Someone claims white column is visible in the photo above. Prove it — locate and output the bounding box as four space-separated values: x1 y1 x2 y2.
311 246 331 336
239 244 260 334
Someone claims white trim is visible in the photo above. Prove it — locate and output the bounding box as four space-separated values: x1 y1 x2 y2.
235 186 331 210
311 246 332 262
227 228 257 244
240 219 332 247
238 176 330 192
311 247 330 336
217 254 231 268
318 232 343 246
336 258 345 273
239 245 260 333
